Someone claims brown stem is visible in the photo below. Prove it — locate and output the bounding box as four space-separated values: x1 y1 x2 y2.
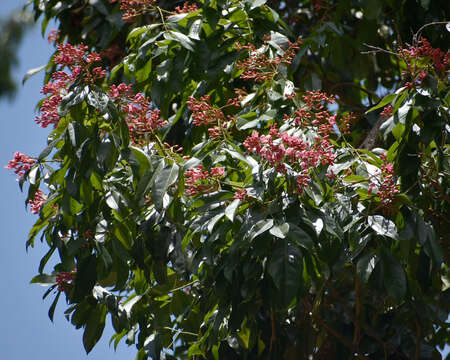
301 298 370 359
414 321 421 360
270 309 276 354
353 268 361 352
361 44 398 56
327 284 405 359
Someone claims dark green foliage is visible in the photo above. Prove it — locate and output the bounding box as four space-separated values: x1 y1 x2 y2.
10 0 450 359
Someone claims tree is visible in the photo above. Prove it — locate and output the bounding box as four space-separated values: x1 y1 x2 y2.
6 0 449 359
0 8 33 100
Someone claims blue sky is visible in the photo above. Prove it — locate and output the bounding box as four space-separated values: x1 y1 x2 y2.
0 1 448 359
0 1 134 359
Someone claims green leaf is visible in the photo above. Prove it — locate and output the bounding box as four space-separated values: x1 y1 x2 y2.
39 246 56 274
164 31 195 51
188 341 205 357
48 291 61 322
114 223 133 250
368 215 398 239
225 199 240 222
83 304 107 354
249 219 274 240
130 146 152 172
381 249 406 301
343 175 367 183
30 273 56 285
357 252 377 283
269 223 289 239
38 136 61 161
68 122 77 147
286 223 314 251
87 90 109 113
126 24 161 41
188 19 202 40
366 93 396 113
268 240 302 306
28 166 40 185
248 0 267 9
417 217 443 264
152 163 179 210
73 256 97 302
207 212 225 233
22 64 46 84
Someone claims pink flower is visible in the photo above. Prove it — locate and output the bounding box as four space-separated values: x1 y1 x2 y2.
29 189 46 214
53 43 87 66
56 270 76 292
6 152 35 178
174 2 199 14
380 105 393 118
47 29 60 44
211 167 225 178
233 188 248 200
35 95 62 128
111 0 157 22
184 165 223 196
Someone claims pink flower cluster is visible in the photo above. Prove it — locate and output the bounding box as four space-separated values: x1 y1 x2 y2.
380 105 393 118
56 270 76 292
29 189 46 214
110 0 156 22
235 36 302 83
187 95 239 138
36 44 106 128
187 95 225 127
185 165 224 196
402 37 449 74
233 188 248 200
174 2 199 13
243 126 335 194
47 29 60 44
6 152 35 178
368 154 399 211
109 83 167 145
289 91 352 136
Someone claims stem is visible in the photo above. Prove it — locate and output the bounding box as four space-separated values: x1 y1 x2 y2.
151 129 171 159
169 280 198 293
414 321 421 360
353 267 361 353
162 326 198 337
157 6 168 31
361 43 398 56
269 309 276 354
413 21 450 45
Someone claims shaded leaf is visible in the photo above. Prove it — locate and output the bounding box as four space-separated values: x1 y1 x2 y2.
381 249 407 301
152 163 179 210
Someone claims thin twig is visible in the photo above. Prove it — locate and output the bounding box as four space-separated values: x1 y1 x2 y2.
413 21 449 44
361 44 398 56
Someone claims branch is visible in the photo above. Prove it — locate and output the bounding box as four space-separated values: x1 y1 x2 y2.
361 44 398 56
413 21 450 44
301 298 370 360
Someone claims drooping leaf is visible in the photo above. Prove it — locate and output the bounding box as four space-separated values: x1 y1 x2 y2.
381 249 407 301
151 163 179 210
368 215 398 239
268 240 302 306
83 304 107 354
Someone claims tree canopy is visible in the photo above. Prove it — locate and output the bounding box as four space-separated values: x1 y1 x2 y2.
6 0 450 359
